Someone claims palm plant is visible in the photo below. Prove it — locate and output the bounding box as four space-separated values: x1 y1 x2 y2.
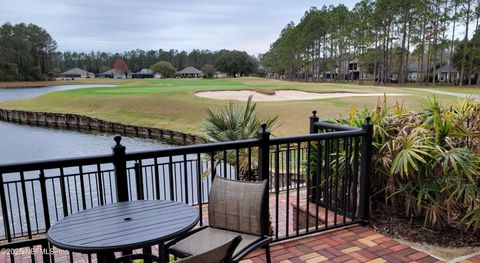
341 96 480 230
203 95 278 140
202 96 278 180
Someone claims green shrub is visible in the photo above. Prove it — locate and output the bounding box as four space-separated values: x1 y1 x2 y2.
338 96 480 230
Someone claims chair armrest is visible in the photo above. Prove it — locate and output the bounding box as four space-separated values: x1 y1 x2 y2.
164 225 209 249
232 235 272 261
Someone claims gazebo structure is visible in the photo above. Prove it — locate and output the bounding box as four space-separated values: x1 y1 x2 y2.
176 66 203 78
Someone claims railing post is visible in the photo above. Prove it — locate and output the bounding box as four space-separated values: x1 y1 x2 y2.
309 110 320 203
257 123 270 236
359 116 373 223
134 161 144 200
257 123 270 182
39 170 51 230
310 110 319 134
112 135 129 202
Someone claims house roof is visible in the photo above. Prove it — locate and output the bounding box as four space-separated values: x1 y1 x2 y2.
100 69 115 75
62 68 88 76
138 68 153 74
176 66 202 75
436 64 458 73
407 62 419 72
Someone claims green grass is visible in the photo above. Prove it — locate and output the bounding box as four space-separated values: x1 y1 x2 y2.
1 77 477 137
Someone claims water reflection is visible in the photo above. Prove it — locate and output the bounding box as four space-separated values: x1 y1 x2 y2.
0 121 169 164
0 84 168 164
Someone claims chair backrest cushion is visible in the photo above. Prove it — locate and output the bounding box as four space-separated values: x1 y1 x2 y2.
208 177 267 235
175 236 242 263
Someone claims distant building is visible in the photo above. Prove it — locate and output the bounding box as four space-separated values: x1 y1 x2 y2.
214 71 227 78
407 62 419 82
436 64 459 83
387 59 427 82
346 59 372 80
61 68 94 79
139 68 153 74
132 68 154 79
112 69 131 79
176 66 203 78
319 59 371 81
96 69 114 78
95 69 131 79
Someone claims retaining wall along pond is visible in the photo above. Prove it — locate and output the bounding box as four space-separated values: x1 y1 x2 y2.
0 108 206 145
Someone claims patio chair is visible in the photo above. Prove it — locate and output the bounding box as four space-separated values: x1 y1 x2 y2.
175 236 242 263
114 253 160 263
166 177 272 263
115 236 241 263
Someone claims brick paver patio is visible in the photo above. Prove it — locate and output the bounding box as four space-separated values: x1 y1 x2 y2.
2 189 480 262
460 255 480 263
242 225 445 263
2 225 480 262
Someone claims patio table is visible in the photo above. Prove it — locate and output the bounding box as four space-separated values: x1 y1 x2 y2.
47 200 199 263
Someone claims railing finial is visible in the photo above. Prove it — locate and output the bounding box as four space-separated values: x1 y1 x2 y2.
114 135 122 146
312 110 317 117
261 123 267 133
365 116 371 124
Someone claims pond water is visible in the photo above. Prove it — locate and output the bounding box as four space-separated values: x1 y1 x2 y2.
0 84 115 103
0 84 213 239
0 84 170 164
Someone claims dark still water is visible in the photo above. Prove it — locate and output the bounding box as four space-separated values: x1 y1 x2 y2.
0 121 169 164
0 85 193 239
0 84 169 164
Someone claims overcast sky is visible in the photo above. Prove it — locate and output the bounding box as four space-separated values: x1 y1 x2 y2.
1 0 357 55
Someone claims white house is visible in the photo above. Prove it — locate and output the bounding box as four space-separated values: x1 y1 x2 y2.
214 71 227 78
139 68 152 74
113 69 131 79
407 62 419 82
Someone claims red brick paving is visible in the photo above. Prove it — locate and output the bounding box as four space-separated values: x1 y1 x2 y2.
3 225 479 262
1 189 479 262
242 226 445 263
460 254 480 263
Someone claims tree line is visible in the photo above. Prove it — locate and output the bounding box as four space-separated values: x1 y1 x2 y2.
59 49 220 74
60 49 258 77
0 23 57 81
260 0 480 86
0 22 259 81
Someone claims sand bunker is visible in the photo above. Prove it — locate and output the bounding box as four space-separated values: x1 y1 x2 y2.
196 90 408 102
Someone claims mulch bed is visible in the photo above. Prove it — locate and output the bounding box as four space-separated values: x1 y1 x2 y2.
370 203 480 247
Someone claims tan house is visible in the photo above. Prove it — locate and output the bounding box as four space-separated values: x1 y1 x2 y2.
61 68 94 79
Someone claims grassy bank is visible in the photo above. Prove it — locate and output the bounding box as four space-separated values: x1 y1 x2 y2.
0 77 474 136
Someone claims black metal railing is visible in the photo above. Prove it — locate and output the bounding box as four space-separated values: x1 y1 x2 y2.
0 112 372 262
